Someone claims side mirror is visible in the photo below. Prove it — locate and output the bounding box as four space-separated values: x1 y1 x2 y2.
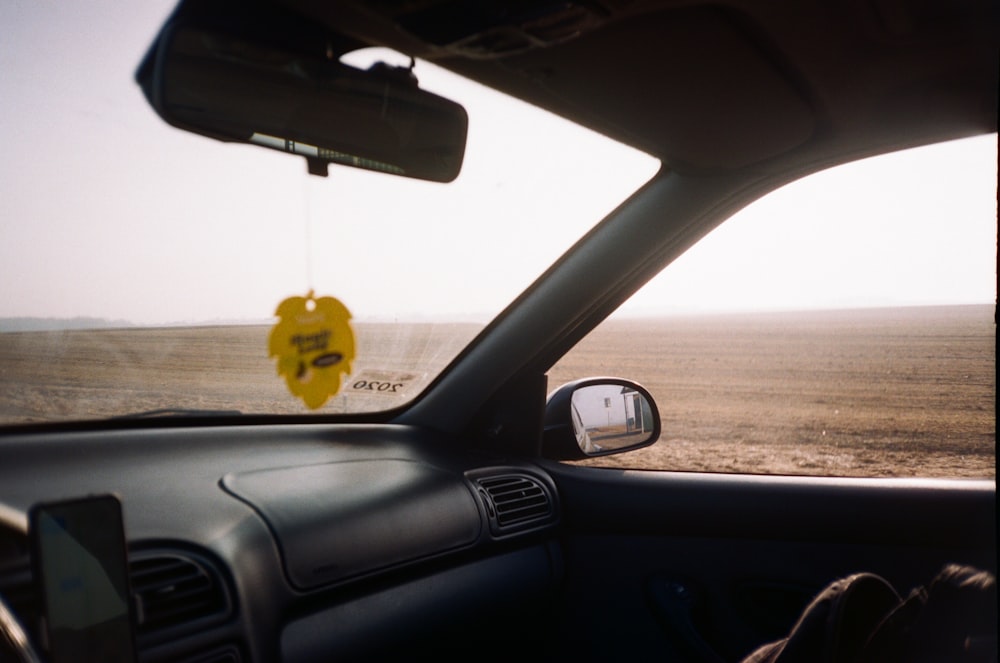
543 378 660 460
136 0 468 181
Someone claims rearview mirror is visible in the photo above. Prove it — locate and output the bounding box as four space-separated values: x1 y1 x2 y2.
136 2 468 181
543 378 660 460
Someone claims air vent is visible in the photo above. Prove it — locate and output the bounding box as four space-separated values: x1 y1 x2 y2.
130 553 230 636
475 473 556 534
0 550 233 656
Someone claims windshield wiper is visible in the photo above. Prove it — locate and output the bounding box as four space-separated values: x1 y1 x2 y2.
111 408 243 420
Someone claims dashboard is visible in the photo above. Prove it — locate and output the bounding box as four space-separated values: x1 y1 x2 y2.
0 424 563 661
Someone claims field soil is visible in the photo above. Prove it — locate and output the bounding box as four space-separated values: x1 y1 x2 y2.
0 323 480 420
1 305 994 478
550 305 995 477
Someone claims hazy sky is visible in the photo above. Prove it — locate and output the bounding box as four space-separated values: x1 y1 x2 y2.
623 134 997 315
1 1 996 326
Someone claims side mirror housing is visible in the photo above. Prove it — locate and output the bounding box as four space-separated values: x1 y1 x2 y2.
542 378 660 460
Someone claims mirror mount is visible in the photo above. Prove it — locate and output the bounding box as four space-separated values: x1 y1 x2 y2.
307 158 329 178
542 377 660 460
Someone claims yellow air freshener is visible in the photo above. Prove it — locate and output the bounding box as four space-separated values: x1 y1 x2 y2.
268 291 356 409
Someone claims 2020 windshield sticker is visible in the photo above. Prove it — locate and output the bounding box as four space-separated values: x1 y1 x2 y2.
268 292 356 409
347 370 424 397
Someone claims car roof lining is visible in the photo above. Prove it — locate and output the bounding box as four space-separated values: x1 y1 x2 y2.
291 0 997 172
446 6 819 171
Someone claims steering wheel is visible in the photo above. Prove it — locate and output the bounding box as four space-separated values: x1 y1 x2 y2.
0 593 42 663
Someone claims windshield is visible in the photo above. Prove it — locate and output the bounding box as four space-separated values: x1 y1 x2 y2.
0 3 659 424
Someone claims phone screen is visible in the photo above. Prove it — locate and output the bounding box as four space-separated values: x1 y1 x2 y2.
29 495 137 663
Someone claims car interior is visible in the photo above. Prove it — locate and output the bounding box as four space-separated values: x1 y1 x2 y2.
0 0 996 661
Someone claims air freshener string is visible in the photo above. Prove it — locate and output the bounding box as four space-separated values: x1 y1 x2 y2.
302 176 315 292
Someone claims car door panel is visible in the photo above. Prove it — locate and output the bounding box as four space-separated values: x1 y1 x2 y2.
542 463 995 661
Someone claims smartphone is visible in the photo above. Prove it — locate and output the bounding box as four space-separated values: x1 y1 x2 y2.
28 495 137 663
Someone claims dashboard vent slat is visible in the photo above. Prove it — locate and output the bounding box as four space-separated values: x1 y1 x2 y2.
475 473 556 533
130 554 229 636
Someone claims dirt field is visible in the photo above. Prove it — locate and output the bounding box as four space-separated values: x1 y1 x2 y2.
1 305 994 478
550 305 995 477
0 322 480 420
